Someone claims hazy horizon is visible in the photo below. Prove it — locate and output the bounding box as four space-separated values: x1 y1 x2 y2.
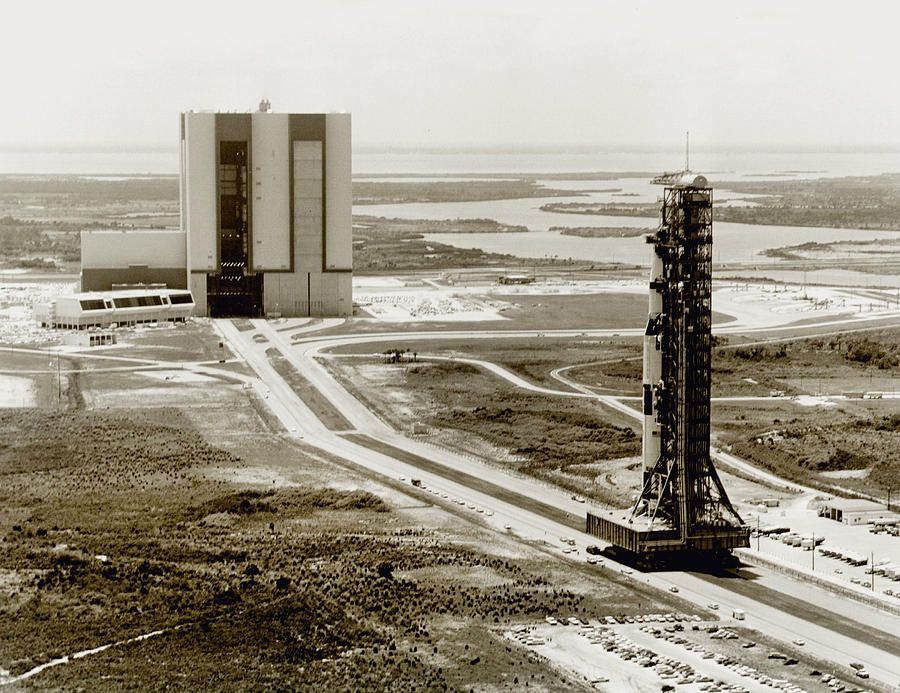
3 0 898 153
3 142 900 155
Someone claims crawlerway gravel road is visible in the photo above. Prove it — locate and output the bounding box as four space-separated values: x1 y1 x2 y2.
210 317 900 689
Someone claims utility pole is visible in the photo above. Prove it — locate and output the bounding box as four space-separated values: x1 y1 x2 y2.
811 532 814 571
757 516 760 552
871 552 875 592
49 352 61 407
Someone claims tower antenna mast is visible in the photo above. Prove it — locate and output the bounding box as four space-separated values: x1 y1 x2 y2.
685 131 690 171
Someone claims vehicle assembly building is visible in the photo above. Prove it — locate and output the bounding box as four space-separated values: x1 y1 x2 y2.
71 101 352 320
181 102 352 317
587 170 749 564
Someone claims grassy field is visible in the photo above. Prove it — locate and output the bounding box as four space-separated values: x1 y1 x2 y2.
96 320 236 363
325 326 900 503
2 319 699 691
425 363 642 501
572 331 900 501
332 288 734 338
322 356 643 507
329 337 638 387
265 347 354 431
325 292 652 338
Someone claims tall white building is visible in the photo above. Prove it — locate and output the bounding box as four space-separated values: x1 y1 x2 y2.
181 103 352 317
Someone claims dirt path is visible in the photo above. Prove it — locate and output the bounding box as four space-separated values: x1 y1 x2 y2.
0 627 175 687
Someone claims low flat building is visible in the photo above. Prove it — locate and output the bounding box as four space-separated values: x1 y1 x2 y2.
818 498 896 525
81 229 188 292
497 274 535 285
63 332 118 347
35 288 195 329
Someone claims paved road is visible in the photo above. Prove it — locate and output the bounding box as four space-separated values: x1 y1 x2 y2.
219 318 900 687
693 567 900 657
549 362 813 493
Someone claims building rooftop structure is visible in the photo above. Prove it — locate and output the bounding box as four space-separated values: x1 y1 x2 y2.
80 228 188 293
821 498 887 513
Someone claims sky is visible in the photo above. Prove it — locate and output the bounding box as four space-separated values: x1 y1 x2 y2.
2 0 899 151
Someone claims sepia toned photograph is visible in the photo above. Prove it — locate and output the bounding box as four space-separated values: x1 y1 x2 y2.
1 1 899 691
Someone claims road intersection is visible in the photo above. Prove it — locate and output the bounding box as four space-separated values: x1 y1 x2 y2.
212 316 900 688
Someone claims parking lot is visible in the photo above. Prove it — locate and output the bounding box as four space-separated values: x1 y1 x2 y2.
748 527 900 603
506 617 873 693
744 497 900 602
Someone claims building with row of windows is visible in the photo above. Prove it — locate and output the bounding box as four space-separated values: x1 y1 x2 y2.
35 289 195 329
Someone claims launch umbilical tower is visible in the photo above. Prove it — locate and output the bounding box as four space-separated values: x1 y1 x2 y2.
587 171 749 564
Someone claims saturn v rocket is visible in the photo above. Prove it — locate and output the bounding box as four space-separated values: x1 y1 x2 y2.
641 245 664 487
639 171 713 517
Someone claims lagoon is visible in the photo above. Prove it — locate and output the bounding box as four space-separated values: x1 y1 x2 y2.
419 226 900 268
356 175 900 268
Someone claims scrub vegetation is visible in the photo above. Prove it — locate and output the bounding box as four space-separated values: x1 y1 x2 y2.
712 173 900 230
0 175 179 270
561 329 900 497
724 409 900 492
553 226 653 238
0 217 87 270
323 355 643 506
352 216 615 273
432 369 641 489
9 173 898 274
352 216 525 272
326 327 900 503
0 406 659 691
353 178 583 205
